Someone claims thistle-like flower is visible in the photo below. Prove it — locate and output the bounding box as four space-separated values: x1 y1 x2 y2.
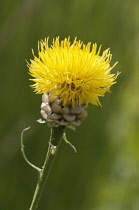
28 37 118 129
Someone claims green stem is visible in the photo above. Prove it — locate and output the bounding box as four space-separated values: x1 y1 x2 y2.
29 126 65 210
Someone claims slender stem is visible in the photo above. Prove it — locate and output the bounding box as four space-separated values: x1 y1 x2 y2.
29 126 65 210
21 127 41 172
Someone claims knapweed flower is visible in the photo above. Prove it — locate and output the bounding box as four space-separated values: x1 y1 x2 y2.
28 37 119 129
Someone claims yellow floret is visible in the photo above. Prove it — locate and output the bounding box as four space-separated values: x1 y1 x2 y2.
28 37 119 107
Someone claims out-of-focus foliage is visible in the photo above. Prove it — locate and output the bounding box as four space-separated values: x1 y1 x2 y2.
0 0 139 210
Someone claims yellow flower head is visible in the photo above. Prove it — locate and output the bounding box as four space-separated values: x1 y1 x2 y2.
28 37 118 107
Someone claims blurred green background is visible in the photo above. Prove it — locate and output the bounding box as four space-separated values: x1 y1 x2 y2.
1 0 139 209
